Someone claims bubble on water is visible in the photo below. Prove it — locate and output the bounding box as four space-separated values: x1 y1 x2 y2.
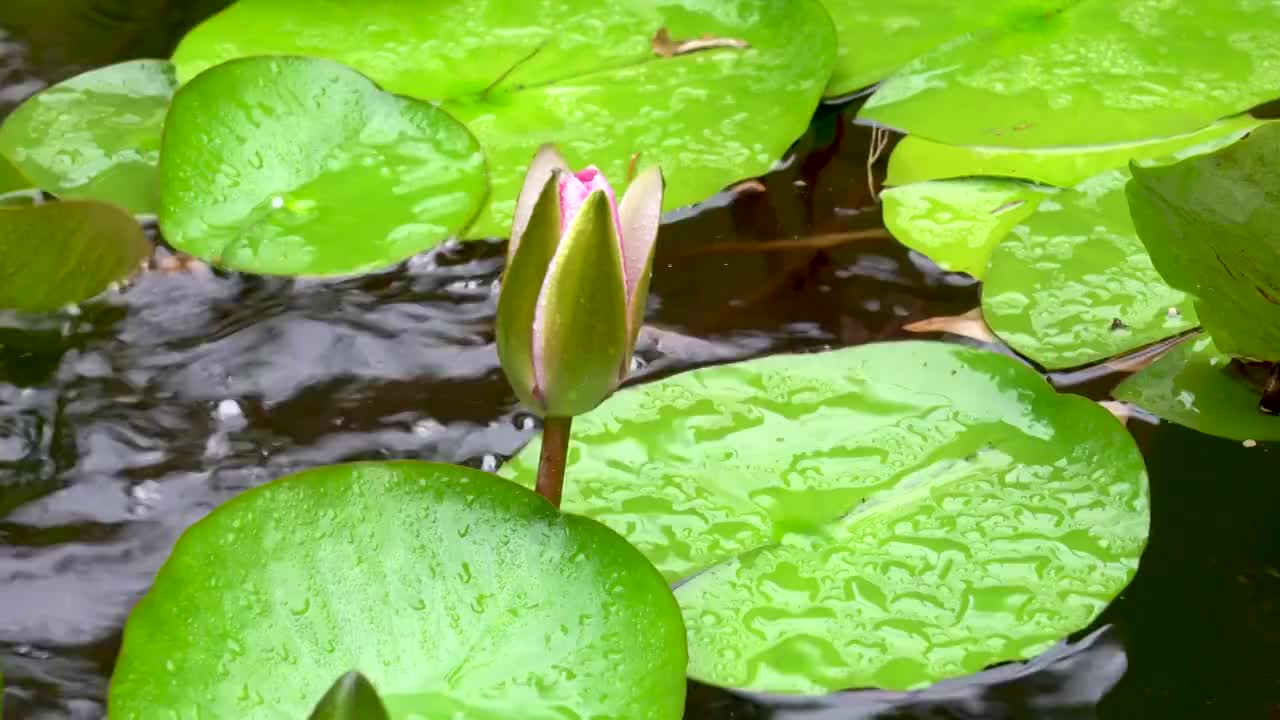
127 480 162 517
215 399 246 428
413 418 445 437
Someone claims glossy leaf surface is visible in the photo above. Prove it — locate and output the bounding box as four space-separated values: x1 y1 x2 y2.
503 341 1149 693
860 0 1280 147
882 179 1045 279
886 116 1262 189
159 56 486 276
0 60 175 214
1126 123 1280 361
819 0 1068 97
1114 336 1280 442
171 0 836 238
110 462 686 719
983 170 1197 369
0 201 151 312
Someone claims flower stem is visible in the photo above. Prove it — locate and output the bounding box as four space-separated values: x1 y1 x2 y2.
536 416 572 508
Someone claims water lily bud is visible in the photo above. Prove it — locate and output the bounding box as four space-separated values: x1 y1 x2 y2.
497 144 664 417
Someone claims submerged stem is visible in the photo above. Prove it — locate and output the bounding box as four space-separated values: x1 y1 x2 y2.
536 416 573 508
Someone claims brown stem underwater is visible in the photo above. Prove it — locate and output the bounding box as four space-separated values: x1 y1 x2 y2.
535 416 573 508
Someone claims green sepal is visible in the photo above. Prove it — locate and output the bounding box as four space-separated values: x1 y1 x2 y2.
496 174 563 413
617 165 664 367
308 671 390 720
534 189 629 417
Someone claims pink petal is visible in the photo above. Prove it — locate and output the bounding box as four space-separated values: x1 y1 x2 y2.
558 167 623 243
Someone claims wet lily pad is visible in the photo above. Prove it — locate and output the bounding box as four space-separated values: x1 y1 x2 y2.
159 56 487 276
502 341 1149 694
983 170 1197 369
170 0 836 238
860 0 1280 148
1126 123 1280 361
886 116 1263 189
881 179 1046 279
0 60 175 215
0 200 151 312
109 462 687 719
1114 336 1280 442
819 0 1068 97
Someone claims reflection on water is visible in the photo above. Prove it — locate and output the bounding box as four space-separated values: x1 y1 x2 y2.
1 5 1278 720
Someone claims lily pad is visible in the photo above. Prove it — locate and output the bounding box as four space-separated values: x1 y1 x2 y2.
0 60 175 215
881 179 1046 279
170 0 836 238
819 0 1068 97
502 341 1149 694
860 0 1280 148
1126 123 1280 361
159 56 487 276
0 200 151 312
1114 336 1280 442
983 170 1197 369
109 461 687 719
886 116 1263 189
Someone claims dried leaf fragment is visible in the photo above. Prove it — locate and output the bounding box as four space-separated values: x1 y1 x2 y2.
1098 400 1132 425
903 308 997 344
651 27 749 58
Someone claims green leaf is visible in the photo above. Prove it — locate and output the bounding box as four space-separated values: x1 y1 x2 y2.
881 179 1047 279
309 672 390 720
0 60 175 214
0 200 151 312
170 0 836 238
819 0 1069 97
983 170 1197 369
158 56 487 276
0 154 33 195
496 171 564 413
860 0 1280 148
886 116 1263 188
501 341 1149 693
108 461 687 719
1126 123 1280 361
1114 336 1280 442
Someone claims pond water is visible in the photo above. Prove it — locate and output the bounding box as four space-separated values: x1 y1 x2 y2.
1 6 1278 720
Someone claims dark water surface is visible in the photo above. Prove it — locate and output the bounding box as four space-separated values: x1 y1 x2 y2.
1 7 1278 720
